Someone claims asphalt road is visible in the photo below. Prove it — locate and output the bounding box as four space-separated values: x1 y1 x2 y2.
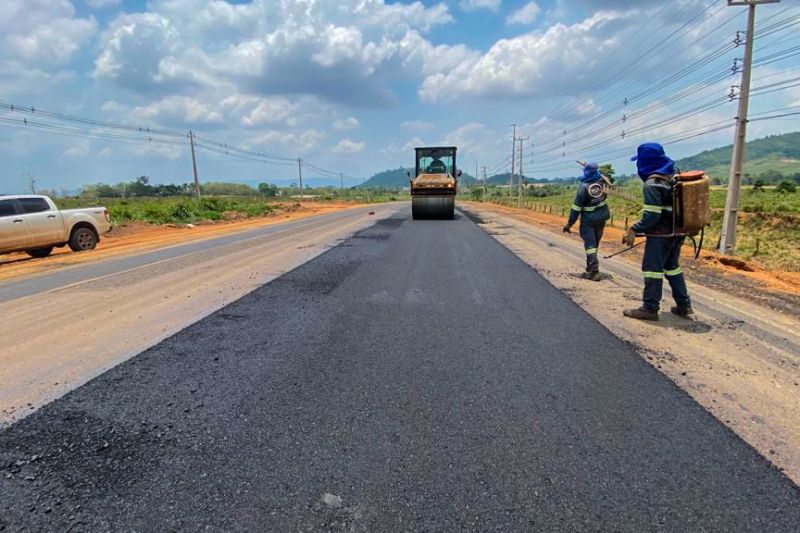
1 208 798 531
0 206 378 303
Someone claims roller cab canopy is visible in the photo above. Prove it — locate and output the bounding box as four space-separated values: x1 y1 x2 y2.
414 146 458 178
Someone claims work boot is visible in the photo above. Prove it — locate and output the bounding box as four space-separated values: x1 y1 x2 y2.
623 307 659 321
580 271 603 281
670 305 694 317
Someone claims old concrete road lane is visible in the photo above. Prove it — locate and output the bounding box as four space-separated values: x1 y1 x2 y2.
1 208 799 531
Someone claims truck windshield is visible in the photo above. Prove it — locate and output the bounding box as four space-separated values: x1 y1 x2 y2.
418 149 455 175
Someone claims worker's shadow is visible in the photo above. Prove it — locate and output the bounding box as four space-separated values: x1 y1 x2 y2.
648 315 712 334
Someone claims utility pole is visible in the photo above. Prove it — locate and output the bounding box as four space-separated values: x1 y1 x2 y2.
340 172 344 193
188 130 201 200
25 172 37 194
509 124 516 197
482 166 488 202
719 0 780 255
297 157 304 200
517 136 529 208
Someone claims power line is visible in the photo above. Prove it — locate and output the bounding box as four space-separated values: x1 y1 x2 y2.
0 100 358 193
531 0 735 141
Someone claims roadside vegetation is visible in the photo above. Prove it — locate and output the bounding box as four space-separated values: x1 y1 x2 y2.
464 183 800 272
45 177 406 226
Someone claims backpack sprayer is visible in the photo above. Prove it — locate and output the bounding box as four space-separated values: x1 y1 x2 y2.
608 171 711 259
573 161 711 260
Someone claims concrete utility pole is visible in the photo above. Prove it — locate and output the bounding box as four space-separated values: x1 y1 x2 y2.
509 124 516 197
517 136 529 208
188 130 201 200
297 158 304 200
719 0 780 255
26 172 37 194
482 165 488 202
340 172 344 193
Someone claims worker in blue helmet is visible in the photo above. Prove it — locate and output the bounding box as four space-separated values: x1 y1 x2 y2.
563 162 611 281
622 143 693 321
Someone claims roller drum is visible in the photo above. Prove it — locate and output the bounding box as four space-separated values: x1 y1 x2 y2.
411 195 455 220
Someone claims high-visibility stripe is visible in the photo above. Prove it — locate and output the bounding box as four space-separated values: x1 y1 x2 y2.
583 201 607 212
643 204 672 213
665 267 682 276
642 271 664 279
585 247 597 255
573 200 608 212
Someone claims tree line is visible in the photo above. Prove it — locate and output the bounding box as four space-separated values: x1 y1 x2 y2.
78 176 281 198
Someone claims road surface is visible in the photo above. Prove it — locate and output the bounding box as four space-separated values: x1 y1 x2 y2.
0 203 400 425
1 208 798 531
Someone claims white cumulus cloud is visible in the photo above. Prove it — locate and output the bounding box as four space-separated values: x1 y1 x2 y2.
458 0 501 12
93 0 455 107
419 11 630 102
131 95 224 126
84 0 120 8
333 117 360 130
2 0 95 66
240 97 296 127
251 129 324 152
506 2 540 25
332 138 366 154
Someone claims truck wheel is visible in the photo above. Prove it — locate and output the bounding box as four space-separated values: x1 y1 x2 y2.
69 227 98 252
27 247 53 258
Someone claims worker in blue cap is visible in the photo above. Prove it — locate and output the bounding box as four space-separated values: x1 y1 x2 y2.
623 142 693 321
563 162 611 281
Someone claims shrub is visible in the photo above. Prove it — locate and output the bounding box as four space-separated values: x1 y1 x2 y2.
776 181 797 194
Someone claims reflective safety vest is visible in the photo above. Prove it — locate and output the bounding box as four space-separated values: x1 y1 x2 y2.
632 174 674 234
567 178 611 227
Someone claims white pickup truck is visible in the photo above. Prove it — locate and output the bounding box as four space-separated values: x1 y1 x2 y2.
0 195 112 258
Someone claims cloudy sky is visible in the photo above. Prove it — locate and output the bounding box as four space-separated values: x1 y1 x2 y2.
1 0 798 192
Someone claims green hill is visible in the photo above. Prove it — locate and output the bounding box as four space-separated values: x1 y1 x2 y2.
361 167 477 188
676 131 800 182
486 173 577 185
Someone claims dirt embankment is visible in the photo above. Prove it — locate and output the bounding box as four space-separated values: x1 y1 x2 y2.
463 201 800 314
0 201 365 283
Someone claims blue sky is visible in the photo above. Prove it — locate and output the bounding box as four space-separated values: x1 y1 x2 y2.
1 0 798 192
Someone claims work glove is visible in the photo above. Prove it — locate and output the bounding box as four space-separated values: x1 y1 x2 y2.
623 228 636 247
562 224 572 234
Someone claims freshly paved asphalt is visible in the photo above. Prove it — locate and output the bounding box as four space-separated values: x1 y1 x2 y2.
0 206 380 303
1 208 798 531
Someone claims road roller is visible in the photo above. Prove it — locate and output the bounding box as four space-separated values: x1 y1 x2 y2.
409 146 461 220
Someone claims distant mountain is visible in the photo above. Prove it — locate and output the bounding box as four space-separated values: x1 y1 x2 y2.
360 167 412 188
238 177 343 189
360 166 478 188
676 131 800 180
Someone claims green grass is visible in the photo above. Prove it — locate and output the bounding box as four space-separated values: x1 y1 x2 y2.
53 192 399 226
54 196 287 225
480 185 800 271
